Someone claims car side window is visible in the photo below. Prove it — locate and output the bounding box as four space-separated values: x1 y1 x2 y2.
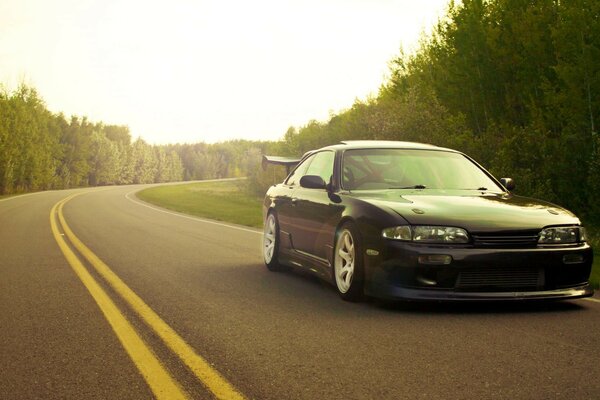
304 151 335 184
285 155 314 186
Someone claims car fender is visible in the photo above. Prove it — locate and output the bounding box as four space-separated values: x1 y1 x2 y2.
333 195 409 264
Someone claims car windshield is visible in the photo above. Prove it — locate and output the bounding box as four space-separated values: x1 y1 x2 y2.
342 148 502 191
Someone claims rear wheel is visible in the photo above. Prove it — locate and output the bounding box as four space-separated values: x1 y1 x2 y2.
333 223 364 301
263 212 284 271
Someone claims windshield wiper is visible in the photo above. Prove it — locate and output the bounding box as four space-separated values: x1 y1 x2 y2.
391 184 427 189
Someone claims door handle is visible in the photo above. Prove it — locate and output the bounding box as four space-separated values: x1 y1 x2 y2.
291 197 298 206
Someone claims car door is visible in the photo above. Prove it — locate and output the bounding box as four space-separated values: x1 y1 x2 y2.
290 150 342 263
275 155 313 253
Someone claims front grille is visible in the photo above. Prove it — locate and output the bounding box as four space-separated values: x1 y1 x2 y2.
472 233 539 247
456 267 543 291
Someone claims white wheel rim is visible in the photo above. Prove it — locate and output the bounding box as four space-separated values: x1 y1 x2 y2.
334 230 355 293
263 214 276 263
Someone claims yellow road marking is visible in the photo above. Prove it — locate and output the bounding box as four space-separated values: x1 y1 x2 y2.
50 194 188 400
56 192 247 400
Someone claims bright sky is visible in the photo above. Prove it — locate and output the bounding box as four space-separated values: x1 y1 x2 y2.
1 0 450 144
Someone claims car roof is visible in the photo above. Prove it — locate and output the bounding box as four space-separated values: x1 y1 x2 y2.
318 140 457 152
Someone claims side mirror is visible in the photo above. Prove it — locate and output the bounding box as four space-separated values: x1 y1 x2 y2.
499 177 515 191
300 175 327 190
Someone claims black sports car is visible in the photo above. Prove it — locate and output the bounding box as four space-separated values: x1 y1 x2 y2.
262 141 594 302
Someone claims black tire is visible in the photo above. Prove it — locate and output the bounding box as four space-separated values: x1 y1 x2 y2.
333 222 364 302
263 212 284 271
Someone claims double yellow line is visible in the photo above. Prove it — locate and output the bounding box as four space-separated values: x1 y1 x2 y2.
50 193 246 400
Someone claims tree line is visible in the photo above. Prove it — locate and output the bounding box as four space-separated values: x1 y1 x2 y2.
262 0 599 223
0 86 276 195
0 86 183 193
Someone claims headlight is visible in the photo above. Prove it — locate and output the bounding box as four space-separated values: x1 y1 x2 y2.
538 226 586 244
382 226 412 240
413 226 470 243
382 225 469 243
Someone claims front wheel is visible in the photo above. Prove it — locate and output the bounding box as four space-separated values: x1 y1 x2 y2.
333 223 364 302
263 212 284 271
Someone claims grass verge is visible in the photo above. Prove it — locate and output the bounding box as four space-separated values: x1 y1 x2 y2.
587 229 599 289
136 180 263 228
590 259 599 290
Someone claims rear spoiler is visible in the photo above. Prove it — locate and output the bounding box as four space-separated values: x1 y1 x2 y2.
262 155 301 174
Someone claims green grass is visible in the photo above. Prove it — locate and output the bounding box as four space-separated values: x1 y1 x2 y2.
137 180 264 228
590 259 599 289
587 228 599 289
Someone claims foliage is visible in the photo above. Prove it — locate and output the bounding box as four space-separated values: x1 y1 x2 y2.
272 0 599 226
0 83 297 197
0 86 186 193
0 86 60 193
0 85 295 197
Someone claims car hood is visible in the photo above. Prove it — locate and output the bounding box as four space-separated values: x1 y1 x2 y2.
354 190 579 232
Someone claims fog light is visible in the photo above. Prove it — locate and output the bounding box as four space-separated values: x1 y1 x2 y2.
418 255 452 265
563 254 584 264
416 275 437 286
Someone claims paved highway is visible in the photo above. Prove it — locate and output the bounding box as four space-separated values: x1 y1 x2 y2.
1 184 600 399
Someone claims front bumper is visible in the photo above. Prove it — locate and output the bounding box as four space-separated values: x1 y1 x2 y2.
364 241 594 302
365 283 593 302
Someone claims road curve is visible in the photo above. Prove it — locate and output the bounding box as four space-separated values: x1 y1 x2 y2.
1 184 600 399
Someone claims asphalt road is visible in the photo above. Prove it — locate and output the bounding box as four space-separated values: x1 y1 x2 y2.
1 184 600 400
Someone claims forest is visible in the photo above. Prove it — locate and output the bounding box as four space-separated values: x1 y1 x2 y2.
0 86 183 191
269 0 600 224
0 86 272 193
1 0 598 224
